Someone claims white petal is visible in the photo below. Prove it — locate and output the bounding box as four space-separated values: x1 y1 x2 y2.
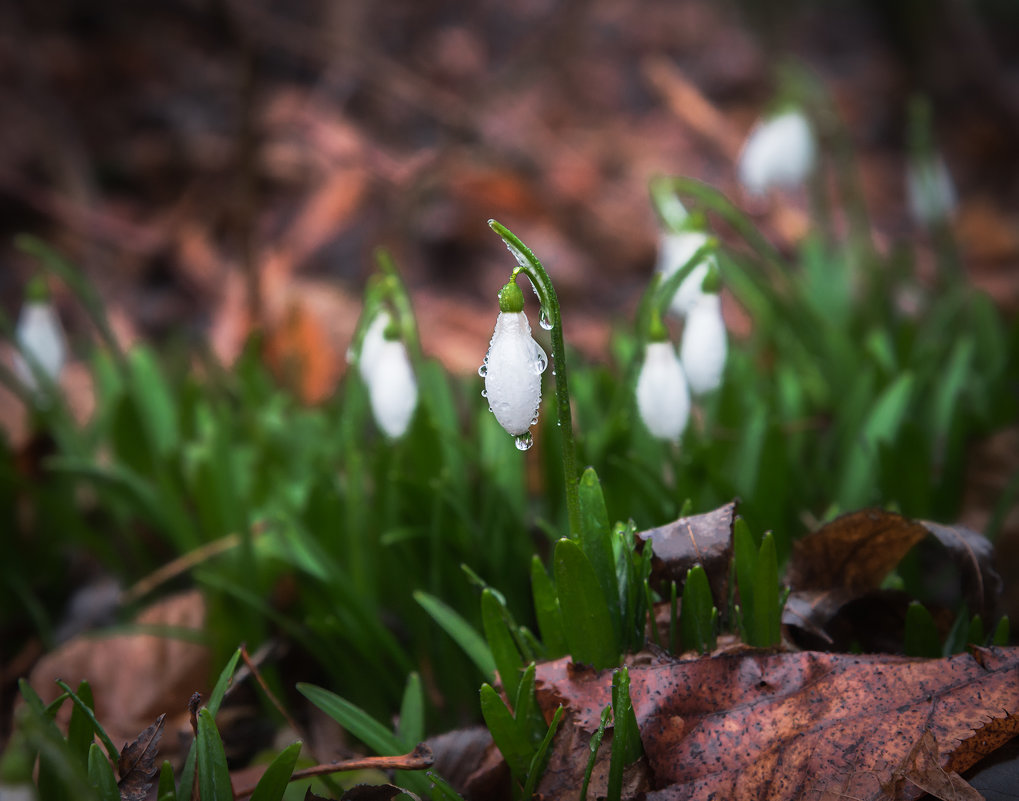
906 155 956 226
358 311 391 386
636 341 690 441
680 294 727 395
14 301 66 391
368 339 417 438
738 110 816 196
483 311 546 436
655 231 713 317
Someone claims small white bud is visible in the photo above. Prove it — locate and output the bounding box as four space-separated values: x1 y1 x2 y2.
636 341 690 441
655 231 713 318
737 109 816 196
357 311 391 385
482 311 547 436
906 155 956 226
368 338 418 438
14 300 67 393
680 293 727 395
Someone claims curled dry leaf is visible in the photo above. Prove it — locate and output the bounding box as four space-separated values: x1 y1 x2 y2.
533 647 1019 801
117 713 166 801
636 501 737 603
783 509 1002 646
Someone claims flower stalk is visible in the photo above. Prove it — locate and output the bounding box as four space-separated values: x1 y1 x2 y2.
488 219 581 539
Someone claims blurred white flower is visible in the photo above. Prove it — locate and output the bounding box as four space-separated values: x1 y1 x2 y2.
655 230 714 318
357 311 391 385
368 337 418 438
738 109 816 196
14 300 66 393
481 310 547 437
680 293 727 395
358 310 417 438
906 155 956 226
636 341 690 441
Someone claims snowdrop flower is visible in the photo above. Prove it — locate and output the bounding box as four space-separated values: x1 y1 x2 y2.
480 281 547 449
636 340 690 441
737 109 816 196
680 292 727 395
359 310 417 438
906 155 956 227
655 230 715 318
14 291 66 395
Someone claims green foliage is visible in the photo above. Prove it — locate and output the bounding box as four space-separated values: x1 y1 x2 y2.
680 565 718 654
734 521 783 648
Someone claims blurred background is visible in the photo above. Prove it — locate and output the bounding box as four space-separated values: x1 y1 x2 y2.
2 0 1019 769
2 0 1018 406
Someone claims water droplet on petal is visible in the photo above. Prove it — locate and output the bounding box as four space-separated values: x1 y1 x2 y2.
530 414 539 425
539 307 553 330
478 361 488 377
513 431 534 451
481 389 488 397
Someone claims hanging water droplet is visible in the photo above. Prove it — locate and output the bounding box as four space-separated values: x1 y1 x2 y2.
533 347 548 375
539 306 553 330
481 389 488 397
530 414 539 425
478 361 488 378
513 431 534 451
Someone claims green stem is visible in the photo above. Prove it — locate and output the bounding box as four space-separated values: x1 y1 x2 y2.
488 220 581 539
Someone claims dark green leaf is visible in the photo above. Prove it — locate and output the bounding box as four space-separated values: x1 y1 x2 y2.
520 705 563 800
415 591 495 681
482 589 524 703
67 681 96 769
904 602 942 658
249 741 302 801
479 683 532 780
531 556 567 658
397 674 424 750
607 668 642 801
554 538 620 669
157 761 177 801
196 708 232 801
87 744 119 801
680 565 717 654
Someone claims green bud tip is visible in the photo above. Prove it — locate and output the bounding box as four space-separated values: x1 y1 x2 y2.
25 276 50 303
700 264 722 294
498 280 525 313
648 307 669 343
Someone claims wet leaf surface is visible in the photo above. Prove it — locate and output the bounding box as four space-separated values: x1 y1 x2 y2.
117 713 166 801
533 647 1019 801
637 501 737 603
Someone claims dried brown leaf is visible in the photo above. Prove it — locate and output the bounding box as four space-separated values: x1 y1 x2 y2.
890 729 983 801
534 647 1019 801
637 501 737 603
785 508 929 593
922 519 1002 620
339 784 420 801
117 713 166 801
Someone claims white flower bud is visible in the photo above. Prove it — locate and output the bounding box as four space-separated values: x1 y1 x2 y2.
636 341 690 441
14 300 67 393
738 109 816 196
906 155 956 226
481 311 547 436
368 338 418 438
357 311 391 385
680 293 727 395
655 231 713 318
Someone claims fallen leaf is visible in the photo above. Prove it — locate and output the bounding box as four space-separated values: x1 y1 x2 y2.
785 508 929 593
636 501 737 604
891 729 983 801
339 784 420 801
29 590 210 761
117 713 166 801
922 519 1002 620
533 647 1019 801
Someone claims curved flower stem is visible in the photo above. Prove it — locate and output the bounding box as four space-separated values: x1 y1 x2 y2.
489 219 581 539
